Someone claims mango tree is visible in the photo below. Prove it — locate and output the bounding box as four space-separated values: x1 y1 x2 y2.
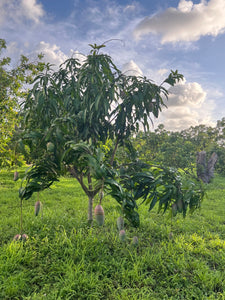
19 43 185 225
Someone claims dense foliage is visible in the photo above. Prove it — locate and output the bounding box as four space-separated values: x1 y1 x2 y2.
0 39 45 167
133 120 225 175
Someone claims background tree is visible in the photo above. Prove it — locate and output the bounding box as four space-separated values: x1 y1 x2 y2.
19 43 184 225
134 124 196 169
0 39 45 167
133 120 225 178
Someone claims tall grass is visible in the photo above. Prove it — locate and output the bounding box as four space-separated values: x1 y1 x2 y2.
0 169 225 299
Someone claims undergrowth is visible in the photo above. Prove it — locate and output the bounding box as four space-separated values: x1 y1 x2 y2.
0 169 225 299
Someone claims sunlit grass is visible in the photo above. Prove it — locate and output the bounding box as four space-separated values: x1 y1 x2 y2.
0 168 225 299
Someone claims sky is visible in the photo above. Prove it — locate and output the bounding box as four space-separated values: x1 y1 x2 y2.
1 0 225 131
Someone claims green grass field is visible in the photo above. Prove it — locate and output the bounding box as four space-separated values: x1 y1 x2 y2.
0 168 225 299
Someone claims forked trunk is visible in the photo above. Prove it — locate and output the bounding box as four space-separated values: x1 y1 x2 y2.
88 195 94 224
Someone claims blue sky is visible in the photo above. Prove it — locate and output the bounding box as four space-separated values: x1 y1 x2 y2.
1 0 225 131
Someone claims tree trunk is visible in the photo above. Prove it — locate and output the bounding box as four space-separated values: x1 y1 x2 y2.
110 137 119 166
88 195 94 224
197 151 218 183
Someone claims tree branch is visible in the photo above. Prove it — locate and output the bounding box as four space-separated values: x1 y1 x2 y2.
87 171 92 191
110 137 119 166
68 165 89 195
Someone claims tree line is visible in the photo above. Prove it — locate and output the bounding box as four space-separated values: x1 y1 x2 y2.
130 121 225 176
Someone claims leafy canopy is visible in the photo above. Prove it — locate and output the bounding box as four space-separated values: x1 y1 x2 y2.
19 43 185 225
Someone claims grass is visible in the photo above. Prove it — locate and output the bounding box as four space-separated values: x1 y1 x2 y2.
0 168 225 299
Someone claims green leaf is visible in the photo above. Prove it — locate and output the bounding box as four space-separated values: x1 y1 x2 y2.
149 194 158 211
95 93 102 110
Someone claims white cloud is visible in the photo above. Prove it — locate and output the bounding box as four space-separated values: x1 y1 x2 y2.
178 0 194 12
0 0 44 27
157 68 169 77
153 78 216 131
122 60 143 76
21 0 44 24
167 79 206 107
124 5 137 13
33 42 68 67
134 0 225 43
